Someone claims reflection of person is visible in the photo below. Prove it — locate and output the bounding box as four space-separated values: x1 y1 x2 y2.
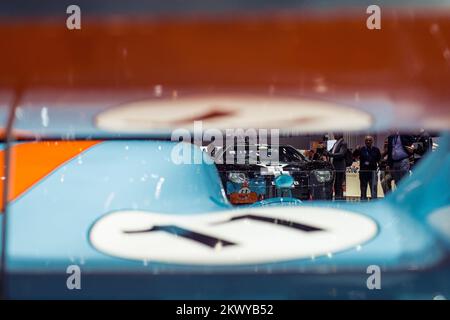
326 133 348 200
380 138 393 194
305 150 315 161
387 131 415 186
359 136 381 200
413 129 433 166
352 147 361 161
313 134 329 161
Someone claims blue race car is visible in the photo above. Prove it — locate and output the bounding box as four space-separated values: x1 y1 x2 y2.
0 134 448 299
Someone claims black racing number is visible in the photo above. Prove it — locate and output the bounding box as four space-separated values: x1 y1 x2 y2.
124 214 323 248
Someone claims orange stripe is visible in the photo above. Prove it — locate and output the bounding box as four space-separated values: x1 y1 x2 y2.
0 141 100 210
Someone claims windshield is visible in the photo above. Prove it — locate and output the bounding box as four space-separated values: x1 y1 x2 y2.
222 145 306 164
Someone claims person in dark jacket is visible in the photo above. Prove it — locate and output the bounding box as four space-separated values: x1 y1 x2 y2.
326 132 348 200
313 134 329 161
359 136 381 200
387 131 415 186
412 129 433 166
380 138 393 194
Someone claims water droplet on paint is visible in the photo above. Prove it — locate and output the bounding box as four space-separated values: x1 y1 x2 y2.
314 77 328 93
41 107 49 127
430 23 440 35
214 242 223 251
154 85 163 97
15 107 23 120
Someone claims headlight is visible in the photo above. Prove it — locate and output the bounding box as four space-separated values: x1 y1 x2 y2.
313 170 332 183
228 172 247 184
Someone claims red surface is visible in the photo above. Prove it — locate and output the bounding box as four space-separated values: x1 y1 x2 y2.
0 9 449 128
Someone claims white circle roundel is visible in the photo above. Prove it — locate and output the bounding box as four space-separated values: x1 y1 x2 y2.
90 207 377 265
95 95 373 133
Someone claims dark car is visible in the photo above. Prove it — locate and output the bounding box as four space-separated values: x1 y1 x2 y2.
212 144 334 205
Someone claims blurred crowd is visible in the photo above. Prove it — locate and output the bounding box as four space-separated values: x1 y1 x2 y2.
305 130 433 200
